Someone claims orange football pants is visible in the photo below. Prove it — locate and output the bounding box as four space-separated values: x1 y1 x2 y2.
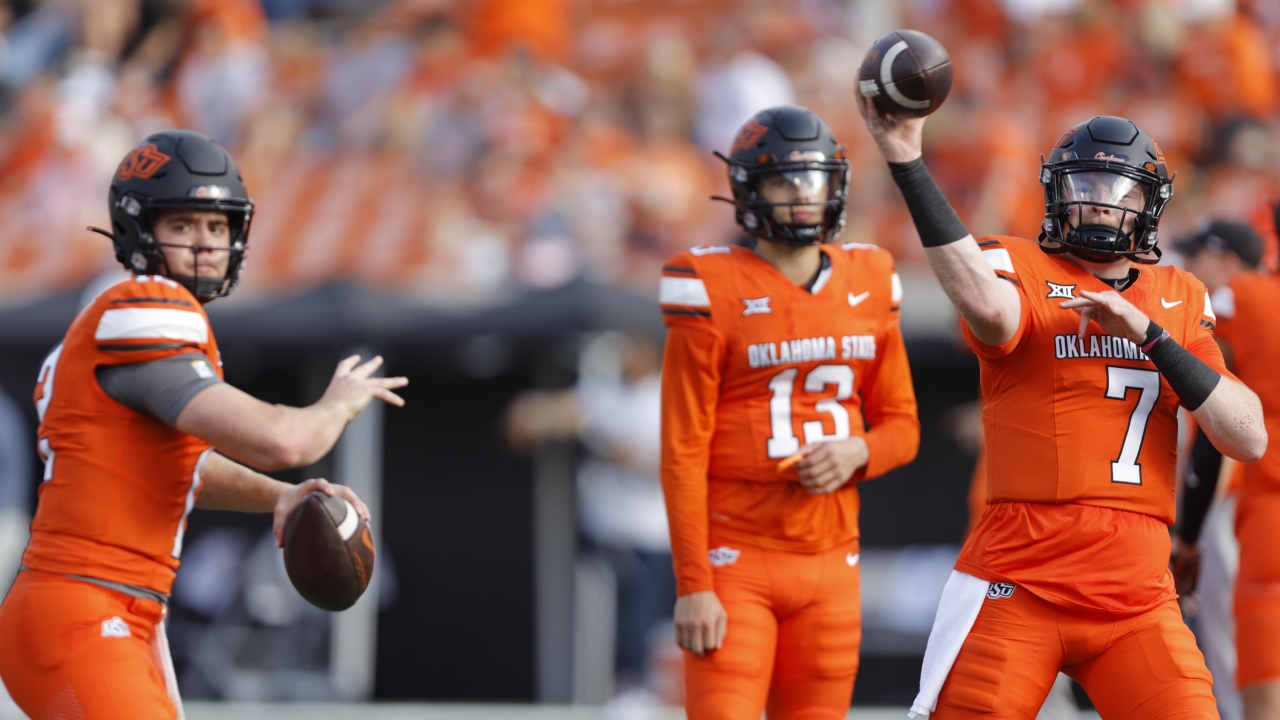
1235 485 1280 688
0 569 177 720
685 535 861 720
934 584 1217 719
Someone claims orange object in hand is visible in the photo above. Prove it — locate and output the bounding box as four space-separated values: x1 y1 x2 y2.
776 453 805 472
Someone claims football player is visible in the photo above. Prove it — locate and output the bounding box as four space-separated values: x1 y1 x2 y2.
660 106 920 719
1193 215 1280 719
0 130 408 719
1169 220 1264 720
860 100 1267 718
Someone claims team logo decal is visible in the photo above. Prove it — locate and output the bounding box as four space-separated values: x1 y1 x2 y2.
116 144 171 181
708 546 741 567
1046 282 1076 299
742 297 772 316
986 582 1015 600
732 120 769 154
101 616 131 638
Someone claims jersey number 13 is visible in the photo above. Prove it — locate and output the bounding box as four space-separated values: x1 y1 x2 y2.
766 365 854 458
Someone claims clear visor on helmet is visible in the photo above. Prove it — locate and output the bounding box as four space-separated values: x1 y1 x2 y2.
1060 171 1148 211
758 170 835 205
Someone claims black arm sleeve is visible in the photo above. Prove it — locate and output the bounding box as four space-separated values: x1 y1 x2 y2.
1178 428 1224 545
887 157 972 248
1143 322 1221 411
96 352 223 427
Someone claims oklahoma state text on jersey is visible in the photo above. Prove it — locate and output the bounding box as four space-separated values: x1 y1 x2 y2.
958 236 1233 613
660 244 920 596
25 276 223 595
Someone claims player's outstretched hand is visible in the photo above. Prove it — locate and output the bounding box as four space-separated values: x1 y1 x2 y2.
793 437 869 495
1058 289 1150 345
674 590 727 657
319 355 409 423
856 91 925 164
273 478 370 548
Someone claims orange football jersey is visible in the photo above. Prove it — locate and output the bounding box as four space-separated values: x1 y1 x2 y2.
1214 271 1280 489
660 243 920 595
24 275 223 595
957 236 1233 613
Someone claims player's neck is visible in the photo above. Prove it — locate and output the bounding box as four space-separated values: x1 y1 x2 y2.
1063 252 1133 281
753 239 824 287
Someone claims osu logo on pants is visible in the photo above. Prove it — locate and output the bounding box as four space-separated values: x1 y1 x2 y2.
987 582 1015 600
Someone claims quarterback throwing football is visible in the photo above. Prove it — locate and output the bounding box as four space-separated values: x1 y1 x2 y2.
0 131 407 719
861 97 1266 716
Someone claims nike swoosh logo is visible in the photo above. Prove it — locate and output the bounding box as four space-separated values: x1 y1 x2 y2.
848 291 871 307
846 552 860 567
1161 298 1182 308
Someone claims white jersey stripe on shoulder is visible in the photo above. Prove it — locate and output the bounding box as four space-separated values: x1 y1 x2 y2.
96 308 209 344
891 273 903 303
982 248 1015 274
1203 291 1216 321
659 276 711 307
1210 286 1233 320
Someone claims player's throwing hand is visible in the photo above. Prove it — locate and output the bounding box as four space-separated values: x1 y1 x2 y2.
273 478 370 548
1059 289 1151 345
319 355 409 421
855 92 925 164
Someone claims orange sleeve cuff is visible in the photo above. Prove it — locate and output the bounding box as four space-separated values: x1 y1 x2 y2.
862 415 921 480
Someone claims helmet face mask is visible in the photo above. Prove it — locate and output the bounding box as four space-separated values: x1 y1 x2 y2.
722 107 850 247
1039 116 1173 265
104 132 254 302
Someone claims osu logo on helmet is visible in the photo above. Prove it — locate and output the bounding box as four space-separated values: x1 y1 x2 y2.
732 120 769 154
116 144 172 182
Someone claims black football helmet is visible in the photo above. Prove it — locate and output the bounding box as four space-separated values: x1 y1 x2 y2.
717 106 850 246
1039 116 1174 265
95 130 254 302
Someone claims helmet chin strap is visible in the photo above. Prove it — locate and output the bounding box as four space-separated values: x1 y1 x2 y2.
157 248 227 303
168 274 226 302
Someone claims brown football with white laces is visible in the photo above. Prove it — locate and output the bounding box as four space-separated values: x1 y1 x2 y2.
858 29 953 118
282 491 375 612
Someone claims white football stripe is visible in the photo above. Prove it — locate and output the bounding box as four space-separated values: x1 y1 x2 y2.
891 273 903 303
336 498 359 541
96 308 209 344
1203 291 1216 321
982 248 1014 274
880 41 931 110
659 276 710 307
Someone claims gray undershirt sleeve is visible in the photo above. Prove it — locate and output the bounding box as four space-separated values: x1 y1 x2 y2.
96 352 223 427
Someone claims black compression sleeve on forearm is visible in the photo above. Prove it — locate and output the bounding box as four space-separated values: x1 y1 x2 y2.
1143 321 1221 411
1146 319 1223 409
887 157 971 247
1178 429 1223 545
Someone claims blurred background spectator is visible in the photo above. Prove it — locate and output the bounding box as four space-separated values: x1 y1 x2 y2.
506 331 674 707
0 0 1276 303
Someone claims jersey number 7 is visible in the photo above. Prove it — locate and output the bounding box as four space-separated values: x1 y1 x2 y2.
766 365 854 457
1106 366 1160 485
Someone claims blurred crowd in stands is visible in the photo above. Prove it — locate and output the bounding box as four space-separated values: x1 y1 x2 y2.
0 0 1277 303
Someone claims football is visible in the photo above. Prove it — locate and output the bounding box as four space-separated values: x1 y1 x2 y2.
282 491 375 612
858 29 953 118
